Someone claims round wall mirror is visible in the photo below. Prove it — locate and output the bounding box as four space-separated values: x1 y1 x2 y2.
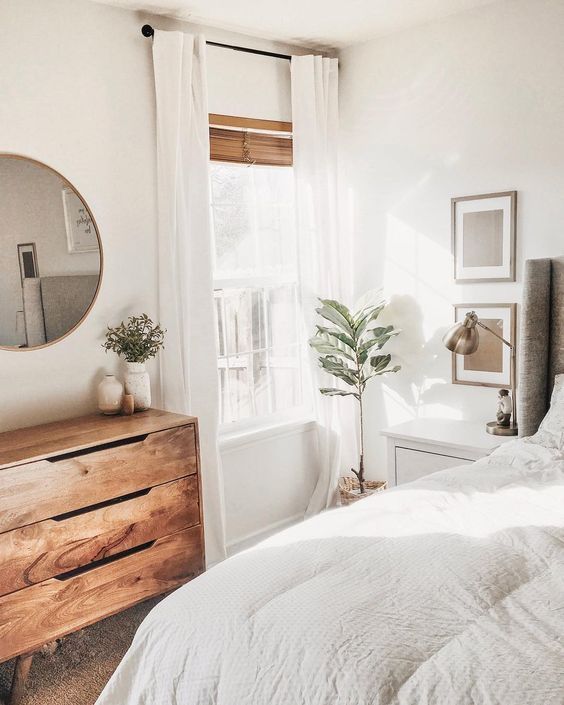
0 155 102 350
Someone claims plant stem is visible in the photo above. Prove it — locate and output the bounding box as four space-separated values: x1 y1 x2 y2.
356 348 365 494
358 393 365 493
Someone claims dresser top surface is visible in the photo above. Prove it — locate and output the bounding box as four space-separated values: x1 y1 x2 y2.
0 408 197 470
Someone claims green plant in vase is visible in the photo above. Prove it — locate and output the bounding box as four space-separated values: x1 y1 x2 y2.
103 314 165 412
309 298 401 494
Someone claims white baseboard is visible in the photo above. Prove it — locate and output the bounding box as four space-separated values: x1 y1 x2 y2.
226 512 304 556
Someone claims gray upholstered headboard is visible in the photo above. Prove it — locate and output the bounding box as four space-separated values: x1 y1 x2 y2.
22 274 98 346
519 257 564 436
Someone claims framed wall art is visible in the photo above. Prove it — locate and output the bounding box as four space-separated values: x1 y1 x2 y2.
62 186 98 254
452 303 516 388
17 243 39 285
452 191 516 282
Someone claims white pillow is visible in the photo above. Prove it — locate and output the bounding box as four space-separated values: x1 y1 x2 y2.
531 373 564 449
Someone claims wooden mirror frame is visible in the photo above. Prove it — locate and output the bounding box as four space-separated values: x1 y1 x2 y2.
0 153 104 352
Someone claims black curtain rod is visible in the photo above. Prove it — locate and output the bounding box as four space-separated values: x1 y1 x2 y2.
141 25 292 61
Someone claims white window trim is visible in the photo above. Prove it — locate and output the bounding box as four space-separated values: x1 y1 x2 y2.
219 412 316 453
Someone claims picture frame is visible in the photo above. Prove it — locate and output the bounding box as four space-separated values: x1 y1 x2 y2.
17 243 39 285
452 303 516 388
62 186 98 254
452 191 516 282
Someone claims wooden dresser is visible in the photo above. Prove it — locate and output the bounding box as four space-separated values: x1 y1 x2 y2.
0 409 204 705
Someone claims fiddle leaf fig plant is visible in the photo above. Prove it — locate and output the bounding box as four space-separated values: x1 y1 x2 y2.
310 298 401 494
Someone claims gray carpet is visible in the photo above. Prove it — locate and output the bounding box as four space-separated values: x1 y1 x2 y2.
0 597 161 705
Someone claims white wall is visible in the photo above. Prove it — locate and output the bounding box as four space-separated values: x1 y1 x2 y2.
222 422 317 551
0 0 315 547
0 0 158 428
339 0 564 480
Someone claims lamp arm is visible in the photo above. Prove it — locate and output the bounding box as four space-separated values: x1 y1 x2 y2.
476 321 517 430
476 321 514 350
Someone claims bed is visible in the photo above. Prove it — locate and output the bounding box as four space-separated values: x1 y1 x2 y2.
96 257 564 705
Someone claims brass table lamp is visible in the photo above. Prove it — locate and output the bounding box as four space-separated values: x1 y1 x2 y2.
443 311 518 436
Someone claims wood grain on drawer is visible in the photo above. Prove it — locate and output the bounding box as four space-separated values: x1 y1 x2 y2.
0 476 200 597
395 447 473 485
0 409 198 470
0 526 203 661
0 425 196 533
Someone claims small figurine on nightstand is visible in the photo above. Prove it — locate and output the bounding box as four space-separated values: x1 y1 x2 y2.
496 389 512 428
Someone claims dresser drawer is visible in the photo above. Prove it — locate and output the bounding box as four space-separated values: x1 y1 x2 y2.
0 525 203 661
395 447 473 485
0 475 200 597
0 425 196 533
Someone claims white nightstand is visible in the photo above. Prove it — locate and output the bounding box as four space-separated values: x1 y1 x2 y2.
381 419 514 487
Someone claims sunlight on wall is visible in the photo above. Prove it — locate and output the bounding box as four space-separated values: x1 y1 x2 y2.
383 213 452 338
378 213 463 425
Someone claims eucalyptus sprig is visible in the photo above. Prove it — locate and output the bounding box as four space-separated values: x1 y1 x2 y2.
309 297 401 493
102 314 165 364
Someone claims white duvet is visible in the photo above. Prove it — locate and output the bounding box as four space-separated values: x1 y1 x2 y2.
96 438 564 705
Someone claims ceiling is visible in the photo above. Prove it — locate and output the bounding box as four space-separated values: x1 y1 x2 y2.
91 0 501 49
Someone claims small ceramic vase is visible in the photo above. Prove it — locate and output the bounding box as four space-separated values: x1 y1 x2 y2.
124 362 151 411
122 394 135 416
97 375 124 415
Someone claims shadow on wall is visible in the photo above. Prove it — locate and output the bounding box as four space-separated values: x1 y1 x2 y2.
350 184 503 478
368 294 461 429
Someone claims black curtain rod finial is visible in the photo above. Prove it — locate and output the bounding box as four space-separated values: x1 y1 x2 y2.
141 24 154 38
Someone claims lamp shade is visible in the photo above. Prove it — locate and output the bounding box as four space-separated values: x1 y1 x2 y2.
442 312 480 355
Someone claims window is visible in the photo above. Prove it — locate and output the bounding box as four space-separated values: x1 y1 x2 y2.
210 115 306 427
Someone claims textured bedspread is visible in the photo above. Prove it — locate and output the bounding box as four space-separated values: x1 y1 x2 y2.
96 438 564 705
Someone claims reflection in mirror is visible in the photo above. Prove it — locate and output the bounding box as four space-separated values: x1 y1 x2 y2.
0 155 102 349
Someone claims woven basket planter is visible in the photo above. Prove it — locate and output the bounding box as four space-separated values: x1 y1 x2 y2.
338 476 387 506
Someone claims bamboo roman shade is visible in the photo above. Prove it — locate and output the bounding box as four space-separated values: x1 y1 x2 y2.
209 114 293 167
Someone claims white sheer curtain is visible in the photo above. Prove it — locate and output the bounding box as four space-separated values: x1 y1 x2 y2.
291 55 354 515
152 30 226 565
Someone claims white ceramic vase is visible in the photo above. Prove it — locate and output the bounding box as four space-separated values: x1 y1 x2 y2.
124 362 151 411
97 375 124 415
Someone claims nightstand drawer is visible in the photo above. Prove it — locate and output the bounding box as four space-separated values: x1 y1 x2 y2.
395 447 473 485
382 419 510 488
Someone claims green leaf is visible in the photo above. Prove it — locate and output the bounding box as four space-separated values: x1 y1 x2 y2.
320 299 355 327
366 358 401 379
316 300 355 338
355 326 397 362
315 325 356 351
369 354 392 374
319 356 359 387
320 387 360 400
357 338 382 364
354 304 385 338
370 325 397 340
309 338 355 362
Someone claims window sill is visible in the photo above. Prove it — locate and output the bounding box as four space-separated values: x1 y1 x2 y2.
219 416 316 453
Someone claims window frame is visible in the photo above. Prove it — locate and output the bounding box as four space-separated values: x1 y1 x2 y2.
209 115 311 435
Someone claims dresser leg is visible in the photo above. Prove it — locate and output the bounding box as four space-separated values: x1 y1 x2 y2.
8 653 34 705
